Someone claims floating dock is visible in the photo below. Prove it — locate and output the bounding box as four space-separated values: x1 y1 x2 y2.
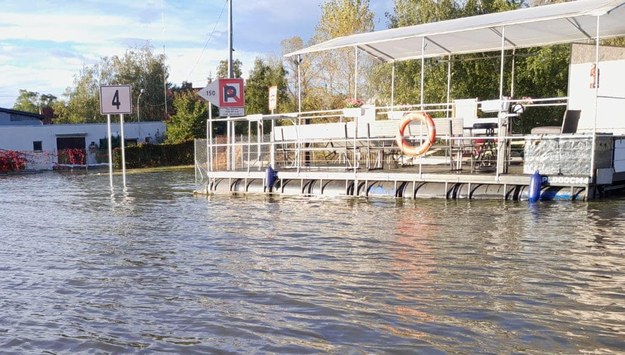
194 0 625 201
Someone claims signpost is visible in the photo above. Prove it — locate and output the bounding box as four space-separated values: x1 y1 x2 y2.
99 85 132 189
268 85 277 113
198 79 245 117
198 78 246 171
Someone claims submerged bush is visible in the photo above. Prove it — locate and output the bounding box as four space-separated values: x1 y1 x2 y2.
112 141 194 169
0 150 27 173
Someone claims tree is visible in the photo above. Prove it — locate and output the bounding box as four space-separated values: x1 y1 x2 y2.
54 44 169 123
380 0 528 114
245 57 289 115
165 89 208 144
13 90 57 113
13 90 39 113
54 65 100 123
216 59 243 79
281 36 320 112
111 45 170 122
313 0 375 105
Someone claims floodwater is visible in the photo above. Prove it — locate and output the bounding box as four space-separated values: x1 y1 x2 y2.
1 168 624 353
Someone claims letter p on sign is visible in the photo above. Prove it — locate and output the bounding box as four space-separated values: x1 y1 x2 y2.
219 79 244 107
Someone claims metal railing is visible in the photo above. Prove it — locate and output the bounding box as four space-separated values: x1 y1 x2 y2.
194 98 605 185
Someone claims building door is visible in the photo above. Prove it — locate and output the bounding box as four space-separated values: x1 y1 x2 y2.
56 136 86 165
56 136 85 150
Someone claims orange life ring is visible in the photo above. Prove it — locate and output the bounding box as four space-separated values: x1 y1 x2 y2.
396 112 437 156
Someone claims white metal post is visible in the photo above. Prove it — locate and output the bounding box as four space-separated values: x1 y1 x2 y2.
511 49 516 98
231 120 236 170
498 27 506 100
208 103 213 172
107 114 113 189
257 120 262 169
496 26 507 176
297 55 302 113
270 119 275 169
420 37 425 109
247 120 251 173
446 55 452 117
590 15 601 182
120 114 127 189
354 46 358 99
391 63 395 110
226 117 231 170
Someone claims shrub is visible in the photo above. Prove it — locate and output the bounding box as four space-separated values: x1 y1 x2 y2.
57 148 86 165
0 150 27 173
112 141 194 169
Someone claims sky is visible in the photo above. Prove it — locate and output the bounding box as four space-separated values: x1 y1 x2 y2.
0 0 394 109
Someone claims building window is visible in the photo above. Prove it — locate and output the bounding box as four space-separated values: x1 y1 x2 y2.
33 141 42 151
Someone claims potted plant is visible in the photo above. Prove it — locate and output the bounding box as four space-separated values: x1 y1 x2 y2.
343 98 365 118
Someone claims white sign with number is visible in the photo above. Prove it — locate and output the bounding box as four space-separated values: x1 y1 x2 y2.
100 85 132 115
197 81 220 106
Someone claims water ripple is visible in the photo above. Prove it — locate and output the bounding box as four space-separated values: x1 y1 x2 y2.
1 170 625 352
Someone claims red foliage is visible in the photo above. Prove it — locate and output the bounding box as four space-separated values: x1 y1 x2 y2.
0 150 27 173
57 148 86 165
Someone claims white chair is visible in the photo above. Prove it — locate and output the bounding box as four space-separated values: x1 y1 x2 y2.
453 98 479 131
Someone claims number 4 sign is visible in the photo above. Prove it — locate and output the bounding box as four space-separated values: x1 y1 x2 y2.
100 85 132 115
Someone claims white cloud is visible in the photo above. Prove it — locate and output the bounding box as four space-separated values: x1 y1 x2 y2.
0 0 394 108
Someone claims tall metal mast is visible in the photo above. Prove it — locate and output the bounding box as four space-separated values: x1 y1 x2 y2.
227 0 233 79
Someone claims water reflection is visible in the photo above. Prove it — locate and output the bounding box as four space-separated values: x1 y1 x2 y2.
1 170 624 352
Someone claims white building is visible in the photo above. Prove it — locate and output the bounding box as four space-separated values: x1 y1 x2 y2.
0 108 166 170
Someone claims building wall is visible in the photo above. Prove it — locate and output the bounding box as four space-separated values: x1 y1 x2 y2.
0 121 166 170
568 44 625 134
0 121 165 152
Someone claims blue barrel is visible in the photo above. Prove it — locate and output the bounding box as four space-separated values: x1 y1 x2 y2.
528 170 542 203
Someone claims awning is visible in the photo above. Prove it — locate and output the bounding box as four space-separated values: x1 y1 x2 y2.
285 0 625 62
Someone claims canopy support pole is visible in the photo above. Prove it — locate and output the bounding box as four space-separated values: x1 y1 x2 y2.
391 62 396 111
446 55 452 118
496 26 507 176
498 27 506 100
354 46 359 100
511 48 516 98
590 15 601 184
420 37 425 110
297 55 302 113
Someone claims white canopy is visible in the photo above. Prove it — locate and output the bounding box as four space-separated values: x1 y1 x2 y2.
285 0 625 62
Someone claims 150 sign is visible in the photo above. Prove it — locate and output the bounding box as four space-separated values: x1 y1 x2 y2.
100 85 132 115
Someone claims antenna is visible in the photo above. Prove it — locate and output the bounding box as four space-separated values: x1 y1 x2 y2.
161 0 168 117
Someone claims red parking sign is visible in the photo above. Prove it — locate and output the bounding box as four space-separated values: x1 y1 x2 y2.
219 79 245 107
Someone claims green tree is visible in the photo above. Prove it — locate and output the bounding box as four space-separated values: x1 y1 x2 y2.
380 0 528 113
13 90 40 113
313 0 375 106
281 36 320 112
54 65 100 123
111 45 170 122
54 44 169 123
217 59 243 79
13 90 57 113
165 90 208 144
245 57 289 115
